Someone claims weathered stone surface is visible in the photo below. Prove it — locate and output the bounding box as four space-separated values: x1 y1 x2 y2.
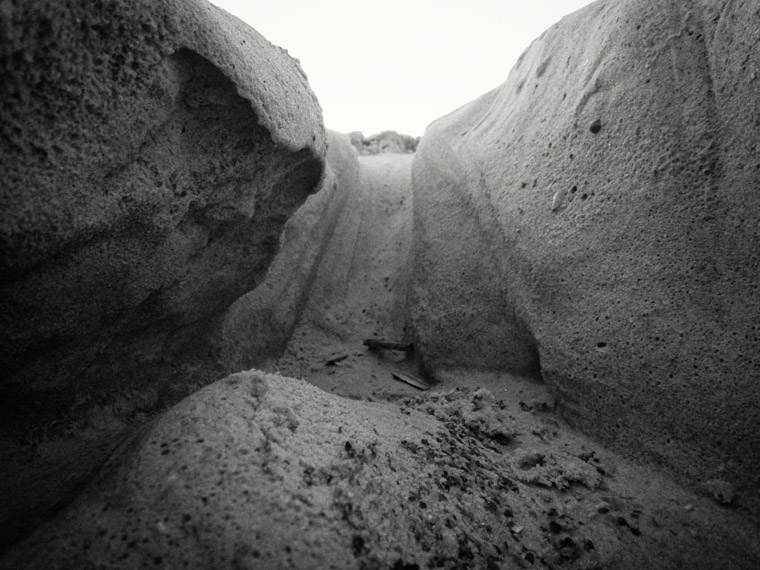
0 0 325 546
3 371 758 570
411 0 760 512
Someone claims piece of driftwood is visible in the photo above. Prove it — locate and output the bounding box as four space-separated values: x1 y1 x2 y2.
363 339 414 352
391 371 430 391
325 352 348 366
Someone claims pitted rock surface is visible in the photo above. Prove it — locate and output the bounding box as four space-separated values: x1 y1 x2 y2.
0 0 325 546
3 371 758 570
411 0 760 513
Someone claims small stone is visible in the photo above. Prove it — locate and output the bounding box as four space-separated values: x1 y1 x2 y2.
551 188 567 211
595 501 610 514
699 479 735 505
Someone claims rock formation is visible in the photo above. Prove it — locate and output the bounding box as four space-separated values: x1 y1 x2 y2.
0 0 325 547
3 371 759 570
349 130 419 155
411 0 760 513
3 0 760 565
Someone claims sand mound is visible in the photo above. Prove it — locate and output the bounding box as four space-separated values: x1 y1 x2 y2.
3 370 758 569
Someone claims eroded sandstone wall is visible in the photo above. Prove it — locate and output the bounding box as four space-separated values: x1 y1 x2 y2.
411 0 760 512
0 0 325 546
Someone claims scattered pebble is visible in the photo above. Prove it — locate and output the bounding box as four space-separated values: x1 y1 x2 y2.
699 479 736 505
595 501 610 514
551 188 567 211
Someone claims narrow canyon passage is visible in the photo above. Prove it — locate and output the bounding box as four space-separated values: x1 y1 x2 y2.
275 152 420 397
3 0 760 566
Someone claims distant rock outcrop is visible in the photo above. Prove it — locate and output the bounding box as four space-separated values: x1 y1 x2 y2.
0 0 325 546
411 0 760 511
349 130 419 155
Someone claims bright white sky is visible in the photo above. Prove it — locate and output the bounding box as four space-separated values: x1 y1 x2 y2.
209 0 595 136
